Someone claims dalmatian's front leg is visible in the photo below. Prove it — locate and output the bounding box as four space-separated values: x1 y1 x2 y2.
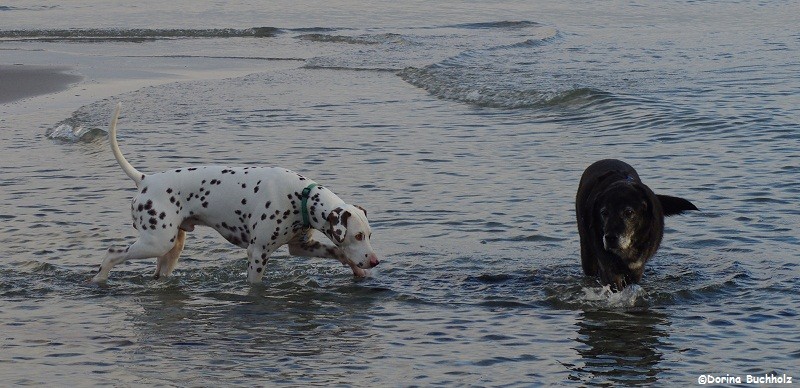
288 231 366 277
246 244 277 284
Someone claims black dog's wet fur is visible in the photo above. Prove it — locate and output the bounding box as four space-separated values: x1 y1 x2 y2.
576 159 698 291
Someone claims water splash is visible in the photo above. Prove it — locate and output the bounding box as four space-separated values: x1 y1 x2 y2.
46 121 106 142
581 284 649 309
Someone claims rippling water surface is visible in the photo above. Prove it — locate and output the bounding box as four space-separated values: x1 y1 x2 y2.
1 1 798 386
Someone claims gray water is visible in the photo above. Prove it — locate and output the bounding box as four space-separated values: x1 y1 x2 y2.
1 1 798 386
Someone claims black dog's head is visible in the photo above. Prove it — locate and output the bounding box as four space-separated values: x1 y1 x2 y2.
595 182 662 265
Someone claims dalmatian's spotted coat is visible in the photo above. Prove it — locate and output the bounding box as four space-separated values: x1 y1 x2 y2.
91 104 379 284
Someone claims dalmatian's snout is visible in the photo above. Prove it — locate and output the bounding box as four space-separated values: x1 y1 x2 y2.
356 254 380 269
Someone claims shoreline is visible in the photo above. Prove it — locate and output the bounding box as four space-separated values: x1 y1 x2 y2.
0 64 83 104
0 58 297 129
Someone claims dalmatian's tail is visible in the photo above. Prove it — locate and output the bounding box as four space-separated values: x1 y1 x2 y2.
109 103 145 186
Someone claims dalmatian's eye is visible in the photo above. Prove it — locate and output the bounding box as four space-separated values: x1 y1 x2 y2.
355 232 364 241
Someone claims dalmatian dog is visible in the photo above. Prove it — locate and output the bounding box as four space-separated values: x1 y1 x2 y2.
91 103 380 284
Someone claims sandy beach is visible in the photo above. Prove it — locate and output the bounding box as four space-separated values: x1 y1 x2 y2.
0 64 83 104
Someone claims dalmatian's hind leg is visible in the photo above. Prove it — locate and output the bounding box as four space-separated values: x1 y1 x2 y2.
154 230 186 279
92 234 175 283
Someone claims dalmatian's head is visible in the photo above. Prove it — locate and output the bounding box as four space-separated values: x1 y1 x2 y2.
324 205 380 272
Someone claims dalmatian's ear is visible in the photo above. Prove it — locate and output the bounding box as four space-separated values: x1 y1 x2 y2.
354 205 367 219
324 207 350 244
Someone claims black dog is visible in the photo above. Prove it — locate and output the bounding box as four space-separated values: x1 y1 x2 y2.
576 159 698 290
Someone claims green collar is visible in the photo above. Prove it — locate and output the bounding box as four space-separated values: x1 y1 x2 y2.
300 183 318 227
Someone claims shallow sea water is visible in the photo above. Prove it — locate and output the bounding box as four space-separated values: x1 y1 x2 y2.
1 1 798 386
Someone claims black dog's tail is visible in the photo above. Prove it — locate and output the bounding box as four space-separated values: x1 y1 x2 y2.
657 195 699 216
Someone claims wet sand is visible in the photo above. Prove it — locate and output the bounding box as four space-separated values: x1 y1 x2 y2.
0 65 83 104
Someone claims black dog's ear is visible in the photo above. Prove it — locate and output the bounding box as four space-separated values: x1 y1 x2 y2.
657 195 699 216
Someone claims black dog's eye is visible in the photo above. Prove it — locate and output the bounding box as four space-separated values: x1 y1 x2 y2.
623 208 634 218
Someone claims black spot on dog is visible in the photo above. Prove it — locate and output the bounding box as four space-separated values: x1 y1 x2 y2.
241 198 247 205
166 188 173 194
141 187 148 194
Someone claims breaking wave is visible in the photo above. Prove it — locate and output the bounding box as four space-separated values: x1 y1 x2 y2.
399 65 612 109
297 32 414 46
0 27 280 42
46 100 115 142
